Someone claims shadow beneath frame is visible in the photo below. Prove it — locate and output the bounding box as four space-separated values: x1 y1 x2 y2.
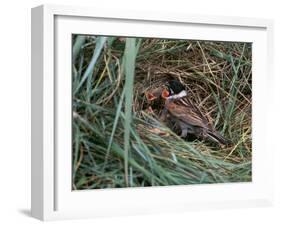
18 209 32 218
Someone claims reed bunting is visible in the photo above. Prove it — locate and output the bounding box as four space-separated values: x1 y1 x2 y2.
161 80 230 145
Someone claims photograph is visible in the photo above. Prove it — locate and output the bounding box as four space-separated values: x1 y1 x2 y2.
72 35 252 190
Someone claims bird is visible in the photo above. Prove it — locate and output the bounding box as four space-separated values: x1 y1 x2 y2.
161 80 230 145
145 86 164 102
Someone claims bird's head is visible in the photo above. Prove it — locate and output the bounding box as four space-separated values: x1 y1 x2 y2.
145 87 164 102
161 80 188 100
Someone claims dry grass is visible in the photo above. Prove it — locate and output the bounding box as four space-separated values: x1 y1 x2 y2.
72 35 252 189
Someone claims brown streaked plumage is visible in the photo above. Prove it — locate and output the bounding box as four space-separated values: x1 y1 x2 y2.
162 80 230 145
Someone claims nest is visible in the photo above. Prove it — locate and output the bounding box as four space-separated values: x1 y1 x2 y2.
72 36 252 189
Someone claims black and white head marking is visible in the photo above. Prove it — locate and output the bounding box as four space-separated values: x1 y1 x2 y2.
167 80 188 100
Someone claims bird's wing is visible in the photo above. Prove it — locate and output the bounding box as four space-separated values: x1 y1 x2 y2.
165 98 230 145
177 98 210 125
165 101 209 129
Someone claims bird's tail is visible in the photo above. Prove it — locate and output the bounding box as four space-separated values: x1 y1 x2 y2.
206 130 231 145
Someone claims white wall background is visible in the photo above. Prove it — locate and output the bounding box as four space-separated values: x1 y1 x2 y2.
0 0 280 225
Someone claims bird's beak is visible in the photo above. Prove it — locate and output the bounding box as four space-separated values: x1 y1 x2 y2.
161 89 170 99
146 92 157 101
145 87 163 101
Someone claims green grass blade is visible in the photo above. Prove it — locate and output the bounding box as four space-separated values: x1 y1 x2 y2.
123 38 138 186
72 36 252 189
73 35 86 62
103 88 126 170
74 37 107 94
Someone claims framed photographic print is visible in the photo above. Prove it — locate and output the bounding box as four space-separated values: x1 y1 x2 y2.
31 4 274 221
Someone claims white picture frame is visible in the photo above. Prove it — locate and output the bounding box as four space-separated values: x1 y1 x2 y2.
31 4 274 221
